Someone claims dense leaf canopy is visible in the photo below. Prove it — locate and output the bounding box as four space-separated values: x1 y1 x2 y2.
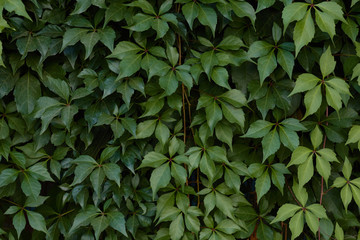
0 0 360 239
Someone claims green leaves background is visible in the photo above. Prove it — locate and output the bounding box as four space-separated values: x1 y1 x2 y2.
1 0 360 239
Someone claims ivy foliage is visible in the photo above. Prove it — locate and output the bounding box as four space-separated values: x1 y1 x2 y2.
1 0 360 239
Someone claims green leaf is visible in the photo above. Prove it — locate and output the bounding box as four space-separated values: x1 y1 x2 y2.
91 215 109 240
271 204 301 223
200 153 216 181
0 169 19 187
72 163 96 185
198 5 217 37
108 41 142 60
126 0 156 15
182 2 199 29
282 2 308 33
0 118 9 140
21 173 41 197
136 119 157 139
215 192 235 220
319 47 336 78
201 50 218 77
150 163 171 199
14 73 41 114
27 211 48 234
104 2 126 26
139 152 168 169
13 211 26 238
152 19 169 39
342 18 358 42
90 167 105 196
315 9 335 41
205 100 222 132
317 149 338 163
242 120 273 138
262 129 280 161
216 219 241 234
211 67 231 90
255 170 271 202
258 51 277 85
80 31 100 59
325 85 342 112
108 212 128 237
118 54 142 79
224 167 240 193
219 89 247 107
247 41 274 58
215 122 233 150
221 102 245 129
61 28 88 51
169 213 184 240
159 70 178 95
4 0 31 20
293 10 315 56
229 0 256 26
155 121 170 146
171 163 187 188
303 84 322 119
326 77 351 96
277 49 294 79
289 211 304 240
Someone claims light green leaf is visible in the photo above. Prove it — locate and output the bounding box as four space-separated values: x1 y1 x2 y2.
316 2 346 23
108 41 142 60
279 126 299 151
289 211 304 240
326 77 351 96
215 192 235 220
294 10 315 56
315 10 335 41
277 49 294 79
346 125 360 145
335 223 344 240
340 183 352 211
289 73 320 96
216 219 241 234
307 204 327 219
271 203 301 223
152 19 169 39
342 158 352 180
319 47 336 78
139 152 168 169
316 154 331 185
126 0 156 15
262 129 280 161
169 213 184 240
325 85 342 112
159 70 178 95
200 153 216 181
310 125 323 149
171 163 187 188
219 89 247 108
298 154 314 187
150 163 171 199
215 122 233 150
303 84 322 119
282 2 308 33
305 210 319 235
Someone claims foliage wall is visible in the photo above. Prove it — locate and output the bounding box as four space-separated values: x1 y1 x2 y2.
1 0 360 239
